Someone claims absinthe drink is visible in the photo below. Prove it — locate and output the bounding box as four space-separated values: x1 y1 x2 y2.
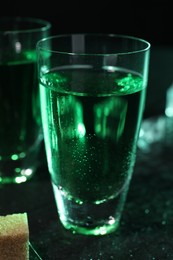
40 66 146 205
0 51 41 160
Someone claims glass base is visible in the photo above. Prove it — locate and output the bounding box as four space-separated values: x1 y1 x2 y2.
61 217 120 236
0 135 43 184
52 182 129 236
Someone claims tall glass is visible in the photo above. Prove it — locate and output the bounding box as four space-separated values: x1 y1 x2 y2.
37 34 151 235
0 17 51 184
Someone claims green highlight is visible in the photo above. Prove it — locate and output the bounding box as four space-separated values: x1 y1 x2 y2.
15 168 21 173
61 218 120 236
41 73 67 89
6 50 37 65
11 152 26 161
11 154 19 160
115 73 143 94
24 50 37 61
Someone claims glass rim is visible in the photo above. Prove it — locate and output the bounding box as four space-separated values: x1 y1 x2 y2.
36 33 151 56
0 16 51 34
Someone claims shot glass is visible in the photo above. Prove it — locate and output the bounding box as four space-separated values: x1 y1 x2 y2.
0 17 51 184
37 34 151 235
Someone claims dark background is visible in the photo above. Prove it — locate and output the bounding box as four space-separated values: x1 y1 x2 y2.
1 1 172 47
1 1 173 117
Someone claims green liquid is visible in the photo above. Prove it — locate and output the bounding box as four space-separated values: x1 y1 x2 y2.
0 51 41 160
40 67 146 204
